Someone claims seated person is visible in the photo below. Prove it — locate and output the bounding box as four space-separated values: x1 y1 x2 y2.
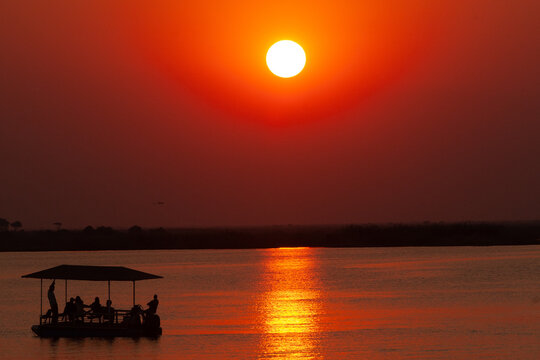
89 297 102 313
145 294 159 316
87 297 104 322
123 305 142 326
61 297 76 322
103 299 115 323
74 296 88 321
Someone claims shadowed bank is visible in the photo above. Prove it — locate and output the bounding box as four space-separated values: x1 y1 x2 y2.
1 222 539 252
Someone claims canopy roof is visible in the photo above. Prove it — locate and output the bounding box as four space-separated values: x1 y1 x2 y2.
21 265 163 281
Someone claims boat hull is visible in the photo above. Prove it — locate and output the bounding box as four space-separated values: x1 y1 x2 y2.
31 323 162 338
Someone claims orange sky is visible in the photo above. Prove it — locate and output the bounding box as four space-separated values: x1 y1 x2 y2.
1 1 539 228
130 1 435 124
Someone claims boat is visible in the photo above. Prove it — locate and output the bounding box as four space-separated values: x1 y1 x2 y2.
22 264 163 338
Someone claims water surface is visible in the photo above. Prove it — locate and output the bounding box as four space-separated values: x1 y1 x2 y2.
0 246 538 359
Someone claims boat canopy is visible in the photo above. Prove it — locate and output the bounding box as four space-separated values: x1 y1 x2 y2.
22 265 162 281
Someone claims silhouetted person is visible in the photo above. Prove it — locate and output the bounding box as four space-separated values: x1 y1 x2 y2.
145 294 159 315
46 280 58 323
62 297 76 322
74 296 87 321
123 305 142 326
90 297 102 313
104 299 115 323
142 295 161 330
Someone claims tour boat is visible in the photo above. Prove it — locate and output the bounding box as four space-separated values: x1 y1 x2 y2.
22 264 163 337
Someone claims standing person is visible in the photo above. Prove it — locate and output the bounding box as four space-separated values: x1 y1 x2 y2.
47 280 58 323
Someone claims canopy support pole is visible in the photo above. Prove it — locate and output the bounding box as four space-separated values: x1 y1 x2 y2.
108 280 111 301
65 279 67 304
132 281 135 306
40 278 43 324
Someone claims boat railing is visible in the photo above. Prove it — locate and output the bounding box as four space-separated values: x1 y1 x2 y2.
40 308 139 326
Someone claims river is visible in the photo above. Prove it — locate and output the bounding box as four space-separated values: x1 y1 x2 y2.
0 246 538 359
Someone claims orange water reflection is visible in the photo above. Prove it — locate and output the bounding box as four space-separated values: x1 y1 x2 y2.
257 248 323 359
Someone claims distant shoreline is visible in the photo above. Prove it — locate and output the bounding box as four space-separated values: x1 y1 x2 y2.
1 222 539 252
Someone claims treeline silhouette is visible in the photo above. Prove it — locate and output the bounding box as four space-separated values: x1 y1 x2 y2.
0 222 539 252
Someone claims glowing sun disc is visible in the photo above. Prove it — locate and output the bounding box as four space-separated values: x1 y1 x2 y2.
266 40 306 78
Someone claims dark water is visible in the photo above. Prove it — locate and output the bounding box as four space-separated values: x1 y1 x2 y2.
0 246 538 359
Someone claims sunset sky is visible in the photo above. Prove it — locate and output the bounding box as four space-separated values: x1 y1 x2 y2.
1 1 539 229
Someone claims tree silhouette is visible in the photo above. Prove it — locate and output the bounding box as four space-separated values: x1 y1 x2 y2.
0 218 9 232
96 226 114 234
10 220 22 232
128 225 143 235
53 222 62 231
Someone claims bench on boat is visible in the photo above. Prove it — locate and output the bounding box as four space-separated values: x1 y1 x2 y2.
39 308 136 325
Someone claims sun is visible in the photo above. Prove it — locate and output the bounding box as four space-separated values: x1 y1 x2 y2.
266 40 306 78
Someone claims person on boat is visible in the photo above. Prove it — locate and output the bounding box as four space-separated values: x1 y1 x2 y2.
123 305 142 326
74 296 87 321
86 296 104 322
89 297 102 313
103 299 115 323
47 280 58 323
145 294 159 316
61 297 76 322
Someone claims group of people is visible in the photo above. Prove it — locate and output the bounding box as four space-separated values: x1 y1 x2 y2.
61 296 115 322
43 280 159 324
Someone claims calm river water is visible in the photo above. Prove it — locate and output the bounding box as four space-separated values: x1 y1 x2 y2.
0 246 538 359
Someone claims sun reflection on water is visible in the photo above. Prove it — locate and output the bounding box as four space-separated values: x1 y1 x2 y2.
258 247 323 359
